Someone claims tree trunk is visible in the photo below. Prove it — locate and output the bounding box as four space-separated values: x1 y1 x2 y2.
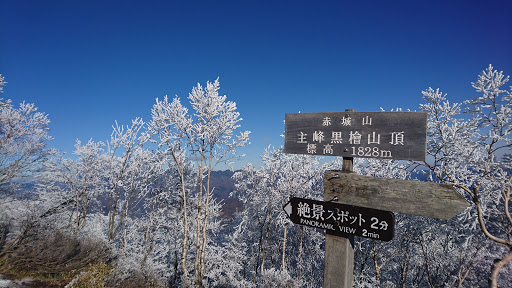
261 217 271 275
281 224 288 271
298 226 303 281
489 249 512 288
199 168 213 286
142 200 157 266
194 158 205 287
373 241 381 285
180 171 190 281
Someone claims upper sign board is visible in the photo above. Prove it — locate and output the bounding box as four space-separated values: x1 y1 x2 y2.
284 111 427 161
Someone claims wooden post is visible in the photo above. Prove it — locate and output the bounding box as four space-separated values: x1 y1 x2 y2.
323 157 355 288
323 232 354 287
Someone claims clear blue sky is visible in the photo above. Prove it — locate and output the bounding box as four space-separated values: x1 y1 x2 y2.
1 0 511 169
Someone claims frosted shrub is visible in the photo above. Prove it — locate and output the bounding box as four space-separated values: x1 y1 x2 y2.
261 268 301 288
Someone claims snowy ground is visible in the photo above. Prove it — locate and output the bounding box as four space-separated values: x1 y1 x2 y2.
0 274 33 287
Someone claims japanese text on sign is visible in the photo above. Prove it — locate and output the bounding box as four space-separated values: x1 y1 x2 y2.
284 112 427 161
283 197 395 241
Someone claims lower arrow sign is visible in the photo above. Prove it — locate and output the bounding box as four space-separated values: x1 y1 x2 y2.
283 197 395 241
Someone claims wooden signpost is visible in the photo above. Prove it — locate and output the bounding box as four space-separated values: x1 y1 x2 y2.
283 110 470 288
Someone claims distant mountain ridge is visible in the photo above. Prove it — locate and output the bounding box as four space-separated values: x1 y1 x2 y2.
209 170 242 218
7 170 243 218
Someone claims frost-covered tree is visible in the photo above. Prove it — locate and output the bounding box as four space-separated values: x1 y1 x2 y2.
233 147 338 287
148 93 195 284
40 139 106 234
417 65 511 287
103 118 162 246
0 75 59 273
0 74 6 95
148 78 250 286
0 74 53 202
120 163 196 286
353 66 511 287
204 213 251 287
349 66 512 288
352 77 510 287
